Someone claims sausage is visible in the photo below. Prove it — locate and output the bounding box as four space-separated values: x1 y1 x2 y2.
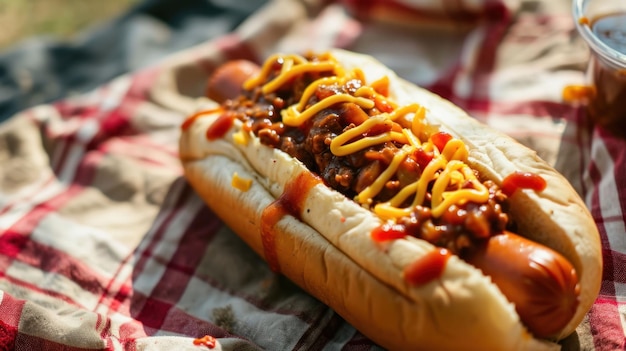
463 231 580 338
200 58 582 341
206 60 261 104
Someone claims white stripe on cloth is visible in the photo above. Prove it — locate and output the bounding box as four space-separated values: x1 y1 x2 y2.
0 179 64 229
33 213 131 279
6 260 101 309
131 189 205 297
18 300 106 348
590 137 626 252
177 274 314 350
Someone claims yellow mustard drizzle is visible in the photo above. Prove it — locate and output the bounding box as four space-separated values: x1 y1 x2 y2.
330 116 408 156
243 53 307 91
283 67 371 126
243 52 490 219
284 94 374 127
357 146 411 205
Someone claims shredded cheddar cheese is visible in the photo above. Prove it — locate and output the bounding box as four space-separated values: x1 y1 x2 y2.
232 172 253 192
330 116 408 156
232 129 250 146
243 52 490 220
357 147 410 206
284 94 374 127
562 84 596 103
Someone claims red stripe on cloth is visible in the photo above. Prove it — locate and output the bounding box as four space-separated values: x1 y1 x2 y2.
0 292 25 326
293 306 342 351
158 305 239 340
17 239 109 295
132 296 172 330
587 161 615 294
115 134 179 158
0 294 22 351
0 148 99 297
131 179 195 279
132 203 223 331
340 0 509 24
97 314 114 350
428 2 513 112
52 101 101 121
602 249 626 285
0 274 84 307
0 230 29 260
162 212 222 276
117 318 146 349
446 0 510 23
77 71 158 153
51 82 113 121
0 182 86 261
124 181 326 338
573 107 593 197
0 319 18 350
427 61 462 103
468 15 510 104
340 331 375 351
98 265 133 314
117 302 244 348
482 0 511 22
585 153 626 349
97 180 192 317
85 102 140 152
99 137 179 169
589 297 625 350
128 292 242 341
305 311 349 351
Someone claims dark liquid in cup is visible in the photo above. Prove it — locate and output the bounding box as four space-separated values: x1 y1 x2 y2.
587 12 626 137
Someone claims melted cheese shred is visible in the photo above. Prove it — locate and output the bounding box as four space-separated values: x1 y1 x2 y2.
244 52 490 219
330 116 408 156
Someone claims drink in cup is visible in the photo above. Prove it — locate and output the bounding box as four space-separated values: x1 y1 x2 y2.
570 0 626 137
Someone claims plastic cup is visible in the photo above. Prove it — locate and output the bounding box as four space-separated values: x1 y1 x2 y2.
572 0 626 136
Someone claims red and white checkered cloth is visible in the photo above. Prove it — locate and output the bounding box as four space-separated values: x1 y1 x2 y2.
0 0 623 350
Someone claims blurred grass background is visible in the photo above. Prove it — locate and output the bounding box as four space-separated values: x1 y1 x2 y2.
0 0 142 49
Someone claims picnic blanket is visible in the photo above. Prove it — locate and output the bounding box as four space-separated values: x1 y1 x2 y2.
0 0 624 350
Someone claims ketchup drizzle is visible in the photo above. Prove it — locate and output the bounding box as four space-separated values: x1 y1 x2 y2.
404 248 451 286
261 171 321 273
431 131 453 152
501 171 546 197
206 114 235 140
193 335 217 348
181 108 222 131
371 223 407 242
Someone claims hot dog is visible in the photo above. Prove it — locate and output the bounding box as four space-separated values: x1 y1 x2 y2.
179 49 602 350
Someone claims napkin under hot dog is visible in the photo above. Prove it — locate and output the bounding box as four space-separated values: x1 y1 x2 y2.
0 0 623 350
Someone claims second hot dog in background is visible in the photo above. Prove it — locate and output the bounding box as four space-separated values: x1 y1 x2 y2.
179 49 602 350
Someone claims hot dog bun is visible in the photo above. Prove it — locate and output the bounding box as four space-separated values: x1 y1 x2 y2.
179 49 601 350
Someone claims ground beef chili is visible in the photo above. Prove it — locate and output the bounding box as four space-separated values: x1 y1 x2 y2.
220 54 513 257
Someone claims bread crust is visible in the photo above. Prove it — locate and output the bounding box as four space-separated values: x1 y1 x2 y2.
179 49 601 350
